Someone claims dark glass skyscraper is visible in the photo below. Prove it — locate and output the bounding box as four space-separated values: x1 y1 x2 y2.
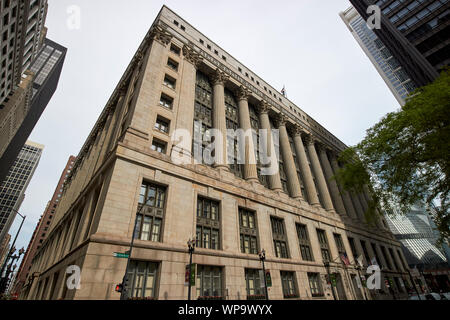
0 38 66 184
350 0 449 87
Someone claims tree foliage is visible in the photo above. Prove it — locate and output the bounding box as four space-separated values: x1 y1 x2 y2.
335 68 450 244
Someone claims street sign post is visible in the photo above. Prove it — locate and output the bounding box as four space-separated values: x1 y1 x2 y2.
113 252 130 259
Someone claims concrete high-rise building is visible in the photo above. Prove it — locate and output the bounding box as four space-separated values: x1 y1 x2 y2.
340 6 417 105
349 0 449 88
0 0 66 185
13 155 76 295
0 140 43 244
24 6 411 301
0 233 11 268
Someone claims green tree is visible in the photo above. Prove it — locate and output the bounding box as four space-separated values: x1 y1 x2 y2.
335 68 450 244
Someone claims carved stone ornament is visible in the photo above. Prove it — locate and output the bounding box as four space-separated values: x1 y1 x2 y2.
257 100 271 114
237 85 251 101
304 134 316 146
293 124 305 136
182 44 202 68
149 25 173 46
275 113 289 128
211 68 229 86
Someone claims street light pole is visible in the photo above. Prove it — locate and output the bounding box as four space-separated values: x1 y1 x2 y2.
187 239 195 301
258 249 268 300
0 209 26 295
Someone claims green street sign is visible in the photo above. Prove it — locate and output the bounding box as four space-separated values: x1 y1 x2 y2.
113 252 130 258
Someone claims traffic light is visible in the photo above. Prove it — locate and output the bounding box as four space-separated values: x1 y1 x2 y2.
115 283 123 293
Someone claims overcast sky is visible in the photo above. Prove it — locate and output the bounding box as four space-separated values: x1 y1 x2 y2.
8 0 400 262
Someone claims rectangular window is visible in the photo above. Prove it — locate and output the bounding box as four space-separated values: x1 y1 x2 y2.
151 139 166 154
239 208 259 255
154 116 170 134
281 271 298 298
308 273 324 297
196 265 223 299
135 183 166 242
170 44 180 55
159 93 173 109
348 237 358 259
196 197 220 250
271 217 289 258
360 240 371 265
245 269 264 298
371 243 383 268
333 233 347 256
316 229 331 262
167 58 178 71
296 224 314 261
163 74 176 89
126 260 158 299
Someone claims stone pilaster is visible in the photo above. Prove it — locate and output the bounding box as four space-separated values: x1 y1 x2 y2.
305 135 334 212
257 101 282 191
318 146 347 216
237 86 258 182
292 126 320 206
212 68 229 170
276 114 302 199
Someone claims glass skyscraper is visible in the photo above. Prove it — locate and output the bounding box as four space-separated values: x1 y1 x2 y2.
340 6 416 105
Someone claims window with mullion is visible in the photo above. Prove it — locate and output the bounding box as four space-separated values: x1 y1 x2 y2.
245 268 264 297
135 183 166 242
196 265 223 298
194 71 213 165
290 136 307 199
316 229 331 262
281 271 298 298
225 88 243 178
239 208 259 254
249 104 269 188
271 217 289 258
296 224 314 261
333 233 347 256
308 272 324 297
196 197 220 250
126 260 158 299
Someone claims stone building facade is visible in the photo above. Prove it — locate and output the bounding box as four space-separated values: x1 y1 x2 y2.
23 6 412 300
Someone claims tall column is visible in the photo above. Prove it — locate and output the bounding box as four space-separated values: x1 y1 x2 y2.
363 185 386 230
305 135 334 212
257 101 282 191
351 192 367 223
212 68 229 170
329 155 359 220
237 86 258 182
292 127 320 206
277 114 302 199
318 146 347 216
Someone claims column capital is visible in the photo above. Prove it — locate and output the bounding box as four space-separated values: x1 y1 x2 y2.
182 44 202 68
237 85 251 101
212 68 229 86
275 113 289 128
304 134 317 146
257 100 271 115
293 124 306 136
149 25 173 46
